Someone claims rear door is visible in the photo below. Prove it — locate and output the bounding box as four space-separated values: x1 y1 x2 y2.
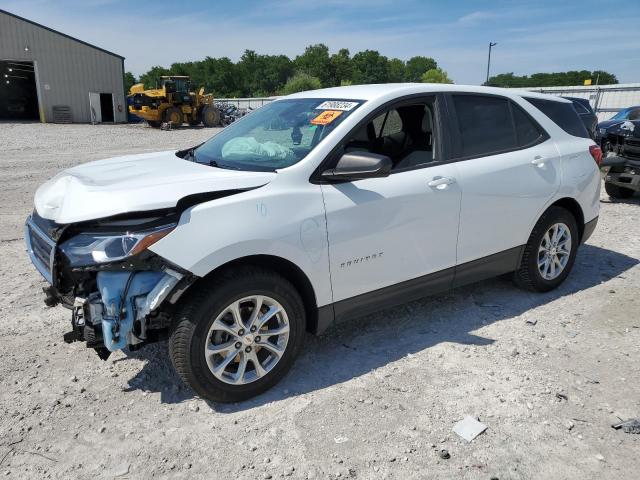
447 93 561 269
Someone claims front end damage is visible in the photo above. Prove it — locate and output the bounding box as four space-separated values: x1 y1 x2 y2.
25 211 195 360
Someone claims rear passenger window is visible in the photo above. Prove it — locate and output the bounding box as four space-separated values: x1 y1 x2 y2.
513 105 544 147
525 98 590 139
452 95 517 157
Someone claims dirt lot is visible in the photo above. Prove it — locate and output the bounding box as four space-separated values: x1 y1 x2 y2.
1 122 639 479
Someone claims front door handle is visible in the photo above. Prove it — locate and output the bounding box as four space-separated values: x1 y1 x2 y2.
428 176 456 188
531 156 546 167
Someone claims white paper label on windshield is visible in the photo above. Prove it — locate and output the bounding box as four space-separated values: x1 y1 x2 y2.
315 101 359 111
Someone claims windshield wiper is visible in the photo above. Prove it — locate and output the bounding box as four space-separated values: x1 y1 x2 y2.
209 160 242 170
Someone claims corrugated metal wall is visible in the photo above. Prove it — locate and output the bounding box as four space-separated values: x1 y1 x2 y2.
0 11 126 123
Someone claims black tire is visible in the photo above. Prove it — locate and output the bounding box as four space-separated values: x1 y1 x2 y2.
147 120 161 128
201 105 221 127
169 266 306 403
514 206 579 292
605 182 634 199
164 107 183 127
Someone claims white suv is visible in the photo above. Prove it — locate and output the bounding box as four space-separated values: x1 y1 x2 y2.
25 84 602 402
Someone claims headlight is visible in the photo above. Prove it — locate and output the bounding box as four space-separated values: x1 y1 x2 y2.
599 128 606 135
59 225 175 267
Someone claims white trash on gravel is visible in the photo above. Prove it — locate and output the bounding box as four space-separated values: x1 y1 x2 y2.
452 415 488 442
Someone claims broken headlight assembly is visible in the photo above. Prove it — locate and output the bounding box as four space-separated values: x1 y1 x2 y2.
59 224 175 267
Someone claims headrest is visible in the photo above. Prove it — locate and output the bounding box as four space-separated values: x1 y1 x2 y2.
422 106 433 133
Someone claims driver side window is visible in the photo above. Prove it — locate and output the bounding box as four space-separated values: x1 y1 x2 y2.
344 100 436 171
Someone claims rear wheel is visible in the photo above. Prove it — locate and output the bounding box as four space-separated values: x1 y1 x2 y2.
201 105 220 127
169 267 305 402
514 206 578 292
605 182 634 199
164 107 183 128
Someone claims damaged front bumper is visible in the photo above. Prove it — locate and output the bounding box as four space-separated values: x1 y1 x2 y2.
68 269 183 353
601 155 640 193
24 213 194 358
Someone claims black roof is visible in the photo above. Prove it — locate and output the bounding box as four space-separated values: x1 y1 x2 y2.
0 9 125 60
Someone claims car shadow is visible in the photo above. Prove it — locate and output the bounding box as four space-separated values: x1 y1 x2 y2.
122 243 638 409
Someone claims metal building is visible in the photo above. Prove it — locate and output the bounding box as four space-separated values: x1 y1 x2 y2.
0 9 126 123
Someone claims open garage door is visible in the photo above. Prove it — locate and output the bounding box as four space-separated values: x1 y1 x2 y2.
0 60 39 121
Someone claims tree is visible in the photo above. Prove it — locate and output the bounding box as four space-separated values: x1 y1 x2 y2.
329 48 352 87
281 73 322 94
351 50 389 84
123 72 137 93
387 58 406 82
486 70 619 87
295 44 332 87
421 68 453 84
405 56 438 82
138 65 170 89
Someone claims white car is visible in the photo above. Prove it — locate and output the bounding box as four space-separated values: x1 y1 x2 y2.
25 84 602 402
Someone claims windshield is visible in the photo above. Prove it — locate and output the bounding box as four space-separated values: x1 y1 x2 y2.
610 108 632 120
192 98 362 171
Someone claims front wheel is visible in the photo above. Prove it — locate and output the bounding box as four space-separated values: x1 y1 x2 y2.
514 206 579 292
169 267 305 402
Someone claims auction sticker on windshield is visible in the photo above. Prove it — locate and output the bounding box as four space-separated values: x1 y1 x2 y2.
311 110 343 125
315 101 359 111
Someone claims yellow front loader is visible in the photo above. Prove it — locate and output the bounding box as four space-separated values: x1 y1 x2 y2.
128 76 221 128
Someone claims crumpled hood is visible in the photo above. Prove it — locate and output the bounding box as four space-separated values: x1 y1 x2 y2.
34 150 276 224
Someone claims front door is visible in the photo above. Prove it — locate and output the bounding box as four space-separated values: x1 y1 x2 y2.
321 98 461 312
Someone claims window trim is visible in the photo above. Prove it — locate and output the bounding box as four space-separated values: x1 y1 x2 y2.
310 93 450 184
444 92 550 163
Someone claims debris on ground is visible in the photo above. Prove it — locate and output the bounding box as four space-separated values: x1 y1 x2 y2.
525 319 538 326
612 418 640 434
452 415 488 442
438 449 450 460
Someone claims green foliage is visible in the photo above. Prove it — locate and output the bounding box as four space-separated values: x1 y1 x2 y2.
295 44 332 86
281 73 322 95
387 58 406 82
329 48 353 87
405 56 438 82
486 70 618 87
351 50 389 84
123 71 137 93
421 68 453 84
135 46 441 96
138 65 170 90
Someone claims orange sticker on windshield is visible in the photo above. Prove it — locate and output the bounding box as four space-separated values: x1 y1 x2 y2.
311 110 343 125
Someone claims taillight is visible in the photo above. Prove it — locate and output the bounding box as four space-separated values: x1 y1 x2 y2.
589 144 602 166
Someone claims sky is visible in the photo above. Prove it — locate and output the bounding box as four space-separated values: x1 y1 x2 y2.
2 0 639 85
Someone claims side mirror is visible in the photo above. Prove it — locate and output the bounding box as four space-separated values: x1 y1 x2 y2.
321 152 392 182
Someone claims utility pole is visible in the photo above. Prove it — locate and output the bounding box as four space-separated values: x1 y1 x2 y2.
486 42 497 85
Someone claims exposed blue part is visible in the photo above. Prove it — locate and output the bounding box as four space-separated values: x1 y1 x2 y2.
97 271 165 352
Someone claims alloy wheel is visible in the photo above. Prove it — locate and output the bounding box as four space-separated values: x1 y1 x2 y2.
204 295 290 385
537 222 572 280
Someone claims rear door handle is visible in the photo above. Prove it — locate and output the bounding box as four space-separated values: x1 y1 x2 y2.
428 176 456 188
531 156 546 167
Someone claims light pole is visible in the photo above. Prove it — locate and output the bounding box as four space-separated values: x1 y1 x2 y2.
486 42 497 85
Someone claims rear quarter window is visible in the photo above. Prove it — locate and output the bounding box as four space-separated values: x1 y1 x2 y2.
525 97 590 139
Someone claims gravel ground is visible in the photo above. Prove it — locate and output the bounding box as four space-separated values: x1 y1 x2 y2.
0 122 639 480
